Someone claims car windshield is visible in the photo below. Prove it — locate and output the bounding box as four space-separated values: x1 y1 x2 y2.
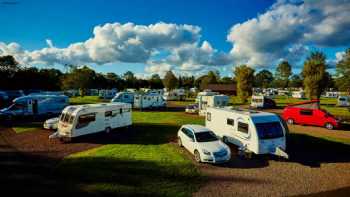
195 131 218 142
255 122 284 139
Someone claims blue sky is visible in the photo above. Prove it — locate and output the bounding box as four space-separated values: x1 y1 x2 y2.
0 0 349 77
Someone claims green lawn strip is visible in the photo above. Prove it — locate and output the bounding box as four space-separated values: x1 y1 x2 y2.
12 122 42 133
69 96 108 105
56 111 204 196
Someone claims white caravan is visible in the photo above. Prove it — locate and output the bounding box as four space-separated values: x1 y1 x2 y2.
198 95 229 116
205 107 288 158
337 96 350 107
111 92 134 104
0 95 68 117
163 89 186 101
50 103 132 139
134 93 166 109
195 91 219 103
292 90 305 99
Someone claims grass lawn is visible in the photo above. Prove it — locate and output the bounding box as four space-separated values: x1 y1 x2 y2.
12 122 42 133
56 112 205 196
69 96 109 105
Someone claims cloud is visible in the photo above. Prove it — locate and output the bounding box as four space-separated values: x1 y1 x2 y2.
227 0 350 67
144 61 173 77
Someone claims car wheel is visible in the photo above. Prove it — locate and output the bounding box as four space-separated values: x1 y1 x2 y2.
194 150 201 163
178 137 183 147
287 118 294 125
105 127 111 133
325 122 334 130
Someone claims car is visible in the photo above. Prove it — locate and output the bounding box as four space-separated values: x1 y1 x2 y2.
185 104 199 114
43 117 59 130
282 100 340 130
177 124 231 163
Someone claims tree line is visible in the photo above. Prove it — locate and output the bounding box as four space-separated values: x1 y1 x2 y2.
1 48 349 100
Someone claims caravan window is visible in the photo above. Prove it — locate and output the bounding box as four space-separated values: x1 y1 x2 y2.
123 108 130 112
227 118 234 126
255 122 284 139
111 110 118 117
207 112 211 121
238 122 249 134
105 111 112 117
76 113 96 129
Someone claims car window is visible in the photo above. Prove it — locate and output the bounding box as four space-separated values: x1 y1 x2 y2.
238 122 249 134
181 127 194 140
300 109 313 116
195 131 218 142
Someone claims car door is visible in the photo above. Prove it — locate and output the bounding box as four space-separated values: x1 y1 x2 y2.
298 108 314 125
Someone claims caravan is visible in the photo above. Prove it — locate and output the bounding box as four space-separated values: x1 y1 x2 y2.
134 93 166 109
0 95 68 118
195 90 218 103
198 95 229 116
250 95 276 109
111 92 134 104
205 107 288 158
292 90 305 99
163 89 186 101
50 103 132 139
337 96 350 107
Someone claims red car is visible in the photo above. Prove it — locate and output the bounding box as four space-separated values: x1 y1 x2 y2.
282 100 340 130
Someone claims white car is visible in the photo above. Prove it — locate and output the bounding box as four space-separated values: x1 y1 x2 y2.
177 124 231 163
43 117 59 130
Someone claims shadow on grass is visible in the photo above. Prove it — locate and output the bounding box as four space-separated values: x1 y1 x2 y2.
287 133 350 167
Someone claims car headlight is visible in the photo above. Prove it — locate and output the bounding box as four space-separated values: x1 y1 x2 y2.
202 149 211 155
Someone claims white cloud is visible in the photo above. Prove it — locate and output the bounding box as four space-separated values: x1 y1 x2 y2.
145 61 173 77
227 0 350 67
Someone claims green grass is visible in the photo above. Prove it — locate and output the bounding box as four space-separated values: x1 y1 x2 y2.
12 122 42 133
69 96 108 105
56 111 204 196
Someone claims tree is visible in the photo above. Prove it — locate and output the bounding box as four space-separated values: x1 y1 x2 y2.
335 48 350 91
254 69 273 88
220 77 234 84
61 66 96 96
123 71 137 88
234 65 255 103
302 51 328 99
288 74 303 88
275 61 292 88
162 70 178 90
149 74 164 89
0 55 19 73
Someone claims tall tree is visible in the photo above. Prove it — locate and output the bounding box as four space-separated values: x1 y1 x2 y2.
275 60 292 88
61 66 96 96
149 74 164 89
254 69 273 88
335 48 350 91
302 51 328 99
123 71 137 88
234 65 255 103
162 70 178 90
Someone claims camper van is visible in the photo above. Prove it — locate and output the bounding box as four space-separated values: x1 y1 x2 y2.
111 92 134 104
337 96 350 107
134 93 166 109
0 95 68 118
205 107 288 158
198 95 229 116
250 95 276 109
50 103 132 139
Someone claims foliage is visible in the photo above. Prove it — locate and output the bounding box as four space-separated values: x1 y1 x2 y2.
163 70 179 90
288 74 303 88
254 69 273 88
234 65 255 103
302 51 328 99
275 60 292 88
336 48 350 91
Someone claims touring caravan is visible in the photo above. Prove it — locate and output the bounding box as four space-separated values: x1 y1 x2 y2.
111 92 134 104
337 96 350 107
0 95 68 118
163 89 186 101
50 103 132 139
195 91 219 103
134 93 166 109
250 95 276 109
205 107 288 158
198 95 229 116
292 90 305 99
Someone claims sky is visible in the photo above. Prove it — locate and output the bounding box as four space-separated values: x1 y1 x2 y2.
0 0 349 78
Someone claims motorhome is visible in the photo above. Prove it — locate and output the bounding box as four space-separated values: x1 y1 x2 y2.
163 89 186 101
0 95 68 118
292 90 305 99
205 107 288 158
337 96 350 107
250 95 276 109
111 92 134 104
198 95 229 116
134 93 166 109
50 102 132 139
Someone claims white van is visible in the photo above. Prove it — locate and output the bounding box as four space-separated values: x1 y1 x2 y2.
111 92 134 104
0 95 68 118
205 107 288 158
134 93 166 109
50 102 132 139
198 95 229 116
337 96 350 107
